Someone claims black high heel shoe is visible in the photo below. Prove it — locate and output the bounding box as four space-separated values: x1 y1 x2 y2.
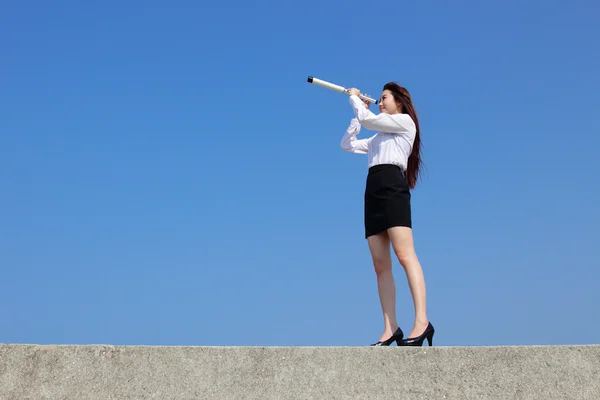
370 327 404 346
397 322 434 346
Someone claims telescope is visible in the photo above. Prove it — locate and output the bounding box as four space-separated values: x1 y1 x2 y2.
307 76 379 104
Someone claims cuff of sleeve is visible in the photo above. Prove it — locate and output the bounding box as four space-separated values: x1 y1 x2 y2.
349 95 366 113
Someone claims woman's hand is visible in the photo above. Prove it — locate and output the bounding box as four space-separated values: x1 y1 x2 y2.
348 87 360 97
348 88 370 108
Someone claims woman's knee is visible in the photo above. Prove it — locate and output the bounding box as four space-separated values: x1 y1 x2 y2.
367 233 392 276
372 256 392 275
393 246 417 268
388 227 417 267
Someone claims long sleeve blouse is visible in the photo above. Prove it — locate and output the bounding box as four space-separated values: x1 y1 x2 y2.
340 94 416 170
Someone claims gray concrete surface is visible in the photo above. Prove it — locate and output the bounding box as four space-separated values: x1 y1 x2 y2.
0 344 599 399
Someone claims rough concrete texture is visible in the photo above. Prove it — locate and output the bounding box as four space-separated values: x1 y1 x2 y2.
0 344 599 399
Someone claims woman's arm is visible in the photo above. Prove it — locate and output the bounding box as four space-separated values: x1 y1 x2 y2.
349 95 416 135
340 117 369 154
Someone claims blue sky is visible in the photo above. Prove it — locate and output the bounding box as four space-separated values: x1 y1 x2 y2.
1 0 598 347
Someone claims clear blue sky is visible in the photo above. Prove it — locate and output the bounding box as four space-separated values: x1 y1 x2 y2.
1 0 599 347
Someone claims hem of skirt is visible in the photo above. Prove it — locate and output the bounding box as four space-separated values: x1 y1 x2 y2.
365 222 412 238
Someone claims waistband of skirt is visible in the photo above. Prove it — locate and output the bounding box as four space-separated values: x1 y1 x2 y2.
368 163 406 177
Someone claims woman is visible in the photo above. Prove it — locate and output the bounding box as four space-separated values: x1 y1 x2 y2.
340 82 434 347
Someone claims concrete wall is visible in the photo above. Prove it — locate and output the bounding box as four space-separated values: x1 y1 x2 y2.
1 344 599 399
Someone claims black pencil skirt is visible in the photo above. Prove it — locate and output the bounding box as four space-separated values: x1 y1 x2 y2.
364 164 412 238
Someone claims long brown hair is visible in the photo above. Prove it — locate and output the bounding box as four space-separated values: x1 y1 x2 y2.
382 82 422 189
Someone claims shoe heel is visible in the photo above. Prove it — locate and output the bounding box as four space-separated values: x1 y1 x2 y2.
397 322 434 347
426 332 434 346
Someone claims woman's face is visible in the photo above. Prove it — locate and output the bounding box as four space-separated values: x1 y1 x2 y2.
378 90 400 114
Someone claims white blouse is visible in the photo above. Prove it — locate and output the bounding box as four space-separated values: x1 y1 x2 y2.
340 94 416 170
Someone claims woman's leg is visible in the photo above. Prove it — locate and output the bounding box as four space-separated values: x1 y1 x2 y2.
387 226 429 338
367 231 399 342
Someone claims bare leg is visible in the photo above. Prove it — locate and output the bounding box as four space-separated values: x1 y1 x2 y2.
367 231 399 342
387 226 429 338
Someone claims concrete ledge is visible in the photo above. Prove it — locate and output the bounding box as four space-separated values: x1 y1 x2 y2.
1 344 599 399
